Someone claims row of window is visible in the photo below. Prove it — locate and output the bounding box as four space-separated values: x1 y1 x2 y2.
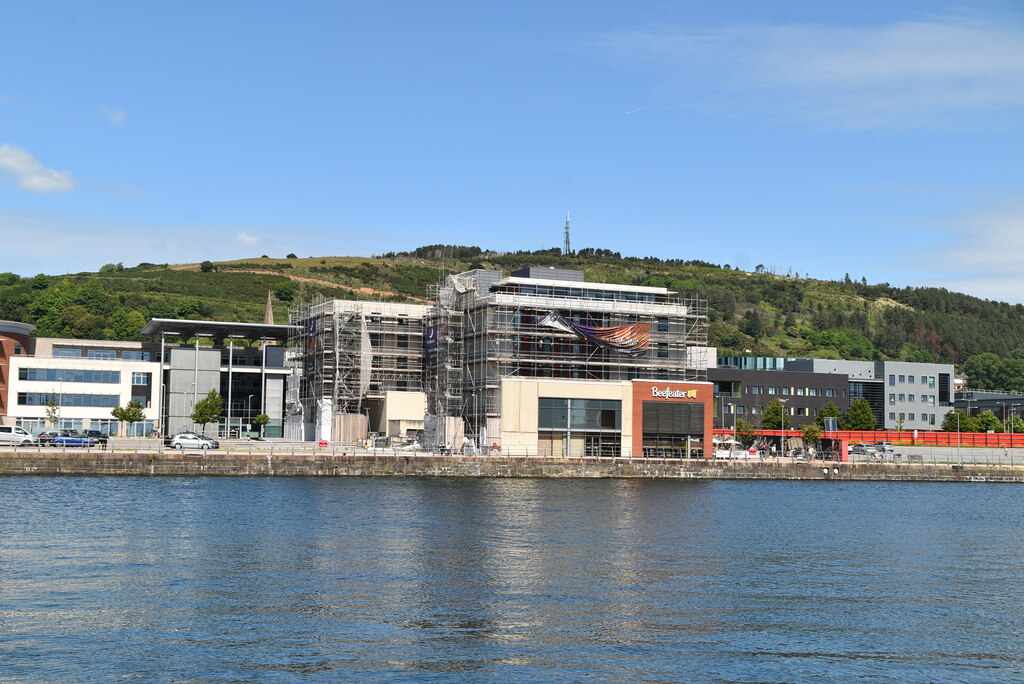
889 393 937 406
53 348 151 361
17 368 151 385
889 374 937 387
726 405 814 417
889 412 938 425
747 385 843 397
18 393 120 407
509 284 663 304
20 368 120 383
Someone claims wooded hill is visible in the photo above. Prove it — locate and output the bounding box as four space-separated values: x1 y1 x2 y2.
3 245 1023 389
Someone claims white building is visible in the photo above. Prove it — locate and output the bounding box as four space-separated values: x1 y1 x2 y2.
7 337 161 435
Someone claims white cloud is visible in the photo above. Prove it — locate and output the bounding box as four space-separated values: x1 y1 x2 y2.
236 231 262 246
98 105 127 126
580 14 1024 129
0 144 75 193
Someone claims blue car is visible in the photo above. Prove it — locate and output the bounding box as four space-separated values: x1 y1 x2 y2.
49 431 96 447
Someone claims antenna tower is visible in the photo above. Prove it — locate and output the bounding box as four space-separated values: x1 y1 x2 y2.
563 212 571 255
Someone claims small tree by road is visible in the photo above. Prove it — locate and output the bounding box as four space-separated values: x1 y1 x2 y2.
251 413 270 438
111 400 145 437
45 393 60 427
734 419 757 448
190 390 224 436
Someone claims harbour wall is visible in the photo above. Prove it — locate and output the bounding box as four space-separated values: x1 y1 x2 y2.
2 450 1023 482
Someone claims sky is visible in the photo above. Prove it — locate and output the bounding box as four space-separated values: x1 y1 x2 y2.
1 1 1022 302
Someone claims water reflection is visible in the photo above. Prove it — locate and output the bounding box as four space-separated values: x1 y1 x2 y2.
3 478 1024 681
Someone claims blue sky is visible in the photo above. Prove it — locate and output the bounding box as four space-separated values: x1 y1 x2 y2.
1 1 1022 301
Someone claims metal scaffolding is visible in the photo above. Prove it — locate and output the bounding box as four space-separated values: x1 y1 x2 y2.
289 297 431 440
425 270 709 445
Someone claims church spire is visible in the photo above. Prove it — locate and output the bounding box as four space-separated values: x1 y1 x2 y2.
264 289 274 325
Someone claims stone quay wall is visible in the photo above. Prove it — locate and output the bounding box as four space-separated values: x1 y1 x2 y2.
1 450 1023 482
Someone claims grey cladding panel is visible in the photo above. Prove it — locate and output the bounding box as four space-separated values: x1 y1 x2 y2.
642 401 704 435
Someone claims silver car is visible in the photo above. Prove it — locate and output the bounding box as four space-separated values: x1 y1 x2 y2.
167 432 219 450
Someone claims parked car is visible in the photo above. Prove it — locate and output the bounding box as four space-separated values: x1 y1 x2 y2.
166 432 219 450
82 429 109 446
0 425 38 446
49 431 96 448
872 442 895 453
850 443 879 455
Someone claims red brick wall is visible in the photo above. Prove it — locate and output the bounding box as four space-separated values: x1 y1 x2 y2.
0 332 31 417
630 380 714 457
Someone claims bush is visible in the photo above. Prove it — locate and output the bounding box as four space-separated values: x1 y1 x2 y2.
200 261 215 273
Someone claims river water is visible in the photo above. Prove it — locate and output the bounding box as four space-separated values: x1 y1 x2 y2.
2 477 1023 682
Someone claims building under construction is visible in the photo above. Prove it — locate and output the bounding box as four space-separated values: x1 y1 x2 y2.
289 298 431 441
424 267 711 456
289 268 713 457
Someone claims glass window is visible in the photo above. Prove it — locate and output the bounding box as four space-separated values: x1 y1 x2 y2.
929 376 936 388
53 348 82 358
808 388 817 396
825 389 835 397
928 396 935 406
898 375 905 383
87 349 117 360
889 412 896 420
657 318 668 332
132 372 150 385
920 375 927 384
908 413 915 421
889 393 896 405
397 335 409 348
889 374 895 385
18 368 120 383
908 394 915 402
908 375 915 384
122 351 150 361
796 388 805 396
781 387 791 396
899 394 905 402
17 393 119 407
657 343 668 358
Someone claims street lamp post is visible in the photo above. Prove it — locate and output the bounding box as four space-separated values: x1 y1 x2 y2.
1011 404 1021 466
778 398 788 461
247 394 254 436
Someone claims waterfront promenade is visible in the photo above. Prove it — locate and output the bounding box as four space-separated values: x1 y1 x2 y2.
2 441 1024 481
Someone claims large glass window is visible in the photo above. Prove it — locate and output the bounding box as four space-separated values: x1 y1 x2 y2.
17 393 120 407
19 368 120 383
87 349 117 360
132 372 150 385
122 351 150 361
53 348 82 358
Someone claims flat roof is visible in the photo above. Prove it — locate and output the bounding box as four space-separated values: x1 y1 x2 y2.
498 276 675 295
140 318 300 342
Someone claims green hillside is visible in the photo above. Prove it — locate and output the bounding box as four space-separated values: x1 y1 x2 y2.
3 247 1024 388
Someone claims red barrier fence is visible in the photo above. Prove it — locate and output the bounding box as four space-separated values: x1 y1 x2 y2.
714 428 1024 448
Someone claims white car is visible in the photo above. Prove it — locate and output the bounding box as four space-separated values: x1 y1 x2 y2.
0 425 37 446
166 432 219 450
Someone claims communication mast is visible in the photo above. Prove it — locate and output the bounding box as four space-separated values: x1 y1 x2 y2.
563 212 571 255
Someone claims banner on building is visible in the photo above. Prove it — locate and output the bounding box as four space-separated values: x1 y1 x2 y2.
537 312 650 357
